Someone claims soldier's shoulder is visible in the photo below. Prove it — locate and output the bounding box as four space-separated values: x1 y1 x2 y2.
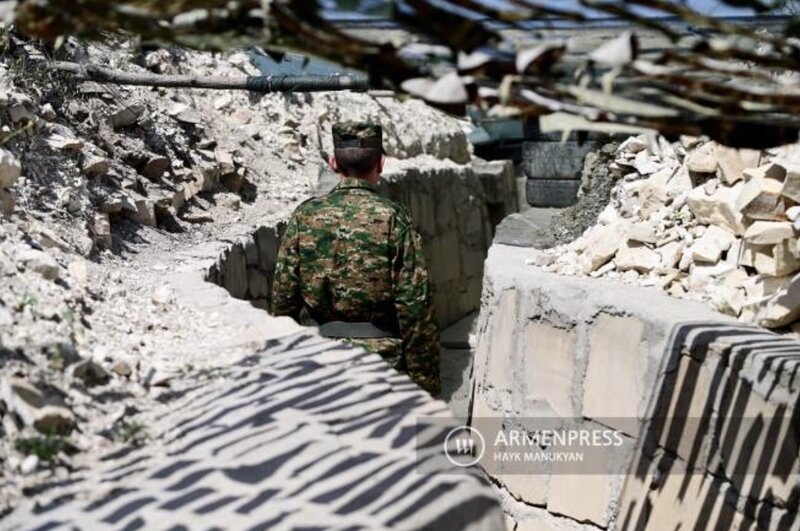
291 195 329 217
367 192 411 219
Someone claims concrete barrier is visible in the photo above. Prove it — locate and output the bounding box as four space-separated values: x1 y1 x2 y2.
472 244 800 530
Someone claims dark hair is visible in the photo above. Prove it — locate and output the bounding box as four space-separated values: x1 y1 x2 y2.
333 147 382 178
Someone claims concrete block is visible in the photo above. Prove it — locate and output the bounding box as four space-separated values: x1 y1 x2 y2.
582 314 646 434
485 290 518 392
655 355 713 464
498 473 549 508
547 472 614 527
523 323 576 417
223 244 248 299
247 267 270 299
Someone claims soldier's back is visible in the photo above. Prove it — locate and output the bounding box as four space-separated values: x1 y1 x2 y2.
292 177 411 328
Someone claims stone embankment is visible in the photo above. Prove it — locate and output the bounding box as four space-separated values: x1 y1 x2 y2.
532 135 800 332
473 244 799 530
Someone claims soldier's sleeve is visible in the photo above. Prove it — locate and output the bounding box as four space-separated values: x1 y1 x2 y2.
392 217 441 396
271 214 302 320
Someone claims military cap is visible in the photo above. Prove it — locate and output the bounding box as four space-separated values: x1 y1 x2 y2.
332 122 383 151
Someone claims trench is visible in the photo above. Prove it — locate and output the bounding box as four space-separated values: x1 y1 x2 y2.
205 157 520 420
203 138 800 531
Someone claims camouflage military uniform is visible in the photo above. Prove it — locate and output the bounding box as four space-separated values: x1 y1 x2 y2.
271 124 440 395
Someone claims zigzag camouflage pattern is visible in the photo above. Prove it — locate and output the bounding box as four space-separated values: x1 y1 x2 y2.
9 333 501 530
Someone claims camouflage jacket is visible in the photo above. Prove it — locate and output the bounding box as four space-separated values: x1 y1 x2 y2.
271 176 440 395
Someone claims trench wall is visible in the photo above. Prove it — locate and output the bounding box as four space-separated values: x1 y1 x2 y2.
208 158 518 329
473 244 800 531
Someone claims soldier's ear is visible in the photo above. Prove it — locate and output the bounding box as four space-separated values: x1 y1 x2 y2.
329 155 339 173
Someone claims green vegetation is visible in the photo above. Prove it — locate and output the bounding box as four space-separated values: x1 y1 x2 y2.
14 433 69 461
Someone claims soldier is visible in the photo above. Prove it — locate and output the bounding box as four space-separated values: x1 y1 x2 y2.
271 122 440 395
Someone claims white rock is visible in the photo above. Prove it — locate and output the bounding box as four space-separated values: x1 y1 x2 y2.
634 150 661 175
0 148 21 189
615 242 660 273
16 246 60 280
626 223 656 244
92 213 112 249
0 188 14 217
20 455 39 476
619 135 648 154
716 147 760 185
744 221 795 245
666 165 693 198
687 181 746 235
787 206 800 221
1 378 74 433
686 142 717 173
753 272 800 328
743 161 786 182
659 241 684 269
781 162 800 203
689 226 735 264
152 285 175 305
680 136 703 150
579 224 625 273
82 153 110 175
47 133 83 152
737 175 787 221
639 167 674 218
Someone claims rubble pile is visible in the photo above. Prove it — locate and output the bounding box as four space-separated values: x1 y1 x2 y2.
531 135 800 330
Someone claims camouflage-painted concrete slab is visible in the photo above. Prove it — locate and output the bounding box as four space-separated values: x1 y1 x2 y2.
9 333 502 530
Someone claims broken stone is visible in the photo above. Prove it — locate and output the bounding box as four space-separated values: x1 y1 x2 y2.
737 175 787 221
744 221 795 245
680 135 703 150
579 224 624 273
627 223 656 245
175 108 203 125
93 213 112 249
71 359 111 387
1 378 74 434
0 148 21 189
215 149 236 176
686 142 717 173
750 241 800 277
82 153 110 175
0 189 14 217
689 226 735 264
16 246 60 280
787 206 800 222
110 361 132 377
216 192 241 211
666 165 693 198
712 284 746 317
715 147 760 185
20 455 39 476
39 102 56 120
108 104 144 129
615 241 660 273
142 155 170 180
659 241 684 269
781 163 800 203
130 197 156 227
639 167 674 218
47 133 83 152
633 150 661 175
687 182 746 235
743 161 786 182
752 272 800 328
